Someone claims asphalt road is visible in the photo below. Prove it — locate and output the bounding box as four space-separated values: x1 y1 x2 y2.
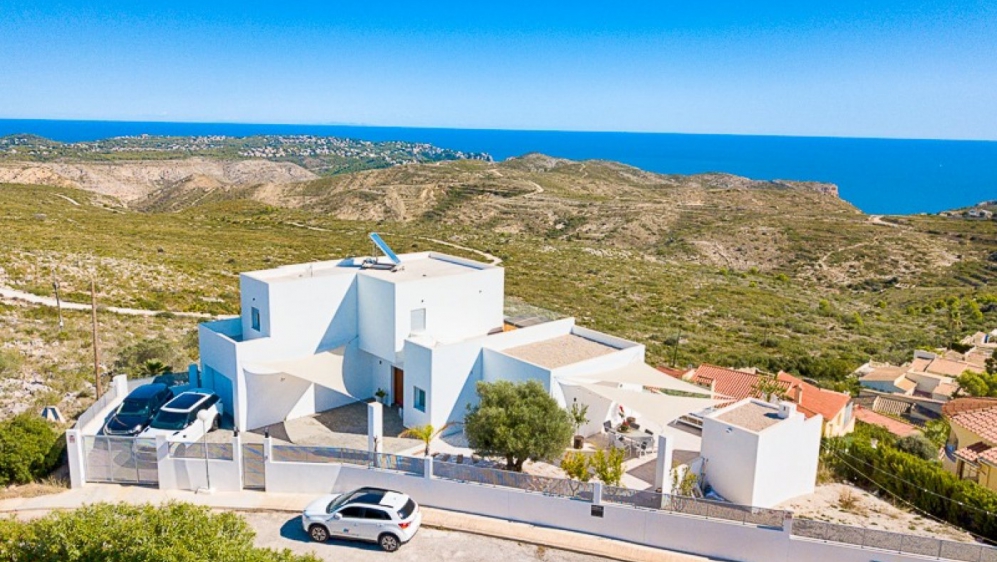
246 511 609 562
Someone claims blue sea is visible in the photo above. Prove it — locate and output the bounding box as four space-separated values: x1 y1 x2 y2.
1 119 995 215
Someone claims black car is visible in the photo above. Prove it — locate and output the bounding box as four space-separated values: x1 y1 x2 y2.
103 383 174 436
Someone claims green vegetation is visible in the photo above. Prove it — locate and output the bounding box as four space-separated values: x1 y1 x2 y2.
824 423 997 540
958 369 997 398
560 451 591 482
0 134 489 176
0 502 318 562
398 423 451 457
464 380 573 471
590 448 626 487
111 338 193 378
0 415 62 486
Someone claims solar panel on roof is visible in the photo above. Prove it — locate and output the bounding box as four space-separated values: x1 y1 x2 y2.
166 393 204 410
369 232 400 265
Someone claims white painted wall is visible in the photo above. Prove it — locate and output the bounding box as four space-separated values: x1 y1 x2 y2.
357 274 397 362
753 412 822 508
701 414 761 506
266 271 357 356
239 275 271 340
701 400 821 508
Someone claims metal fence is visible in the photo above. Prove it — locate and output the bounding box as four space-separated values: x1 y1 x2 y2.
242 443 265 490
602 486 785 528
168 442 234 461
434 461 595 501
83 435 158 485
269 445 424 477
792 519 997 562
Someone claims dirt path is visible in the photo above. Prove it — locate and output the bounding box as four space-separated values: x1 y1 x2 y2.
0 286 216 319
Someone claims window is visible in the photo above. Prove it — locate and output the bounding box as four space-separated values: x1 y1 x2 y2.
414 387 427 412
411 308 426 332
251 307 261 331
364 508 391 521
338 507 365 519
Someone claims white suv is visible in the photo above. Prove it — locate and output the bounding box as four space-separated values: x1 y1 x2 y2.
301 487 422 552
137 390 222 442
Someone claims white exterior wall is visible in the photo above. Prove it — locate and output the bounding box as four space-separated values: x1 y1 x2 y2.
393 266 504 348
239 275 271 340
266 271 357 355
357 275 397 362
701 417 761 506
907 372 951 394
701 401 822 508
752 413 822 507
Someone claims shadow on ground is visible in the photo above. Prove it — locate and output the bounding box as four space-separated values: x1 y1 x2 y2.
279 516 381 552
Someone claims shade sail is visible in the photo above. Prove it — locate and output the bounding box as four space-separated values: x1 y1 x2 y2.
244 346 355 397
574 383 717 429
560 362 711 397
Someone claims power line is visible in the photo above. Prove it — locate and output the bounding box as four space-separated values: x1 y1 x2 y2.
824 444 996 517
822 445 997 545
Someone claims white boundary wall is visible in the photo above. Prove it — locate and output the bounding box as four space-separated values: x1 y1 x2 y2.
263 454 966 562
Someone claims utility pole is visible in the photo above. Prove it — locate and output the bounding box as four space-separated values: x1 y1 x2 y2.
90 278 102 397
52 275 64 331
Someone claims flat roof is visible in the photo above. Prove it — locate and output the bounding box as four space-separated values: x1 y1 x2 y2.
243 252 493 284
859 366 906 382
715 401 784 432
359 253 491 283
502 334 618 369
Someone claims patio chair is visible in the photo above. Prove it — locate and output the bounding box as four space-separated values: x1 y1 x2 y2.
603 420 612 432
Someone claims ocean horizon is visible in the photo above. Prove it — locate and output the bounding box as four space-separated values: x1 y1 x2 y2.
1 118 995 215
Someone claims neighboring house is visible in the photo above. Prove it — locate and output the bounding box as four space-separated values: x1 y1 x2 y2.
853 392 942 427
852 405 921 438
856 350 982 402
198 244 712 433
671 364 854 437
700 399 822 508
858 365 917 395
942 398 997 492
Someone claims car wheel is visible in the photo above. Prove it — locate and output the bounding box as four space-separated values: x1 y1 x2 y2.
378 533 401 552
308 524 329 543
210 415 219 431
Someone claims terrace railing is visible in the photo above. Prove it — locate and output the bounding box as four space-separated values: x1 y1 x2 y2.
602 486 786 528
168 441 234 461
792 519 997 562
269 445 425 477
434 460 595 501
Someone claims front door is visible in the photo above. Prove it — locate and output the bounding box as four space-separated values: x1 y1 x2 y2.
392 367 404 407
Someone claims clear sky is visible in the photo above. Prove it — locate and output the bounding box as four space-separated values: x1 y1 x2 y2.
1 1 995 140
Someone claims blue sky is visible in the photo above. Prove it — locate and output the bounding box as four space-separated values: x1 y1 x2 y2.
1 1 995 139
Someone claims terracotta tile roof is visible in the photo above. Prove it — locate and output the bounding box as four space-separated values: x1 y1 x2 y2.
686 364 851 421
912 357 982 377
656 366 690 378
872 396 913 417
687 364 790 405
895 377 917 392
950 406 997 444
954 442 992 464
980 448 997 466
853 405 920 438
942 397 997 418
909 358 932 373
933 382 958 397
777 371 851 421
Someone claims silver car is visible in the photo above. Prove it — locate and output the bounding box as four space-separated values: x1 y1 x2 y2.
301 487 422 552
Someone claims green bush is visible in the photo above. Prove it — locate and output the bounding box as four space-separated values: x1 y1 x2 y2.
0 415 62 486
0 502 318 562
111 338 187 377
894 434 939 461
825 430 997 540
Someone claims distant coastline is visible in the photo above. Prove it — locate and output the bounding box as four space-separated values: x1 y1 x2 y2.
2 119 995 215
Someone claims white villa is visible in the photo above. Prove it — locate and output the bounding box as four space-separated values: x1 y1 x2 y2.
197 243 716 433
700 399 822 508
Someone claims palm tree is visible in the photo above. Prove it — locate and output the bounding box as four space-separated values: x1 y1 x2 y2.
140 359 170 377
399 423 452 457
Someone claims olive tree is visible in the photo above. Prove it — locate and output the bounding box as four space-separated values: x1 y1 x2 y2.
464 380 573 471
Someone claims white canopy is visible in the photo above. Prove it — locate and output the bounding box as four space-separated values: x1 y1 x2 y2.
244 346 355 397
560 362 711 397
574 383 717 429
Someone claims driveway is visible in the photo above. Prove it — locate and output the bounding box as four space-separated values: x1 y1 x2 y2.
247 511 607 562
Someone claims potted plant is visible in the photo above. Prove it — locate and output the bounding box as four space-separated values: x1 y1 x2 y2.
569 402 589 450
374 388 387 405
